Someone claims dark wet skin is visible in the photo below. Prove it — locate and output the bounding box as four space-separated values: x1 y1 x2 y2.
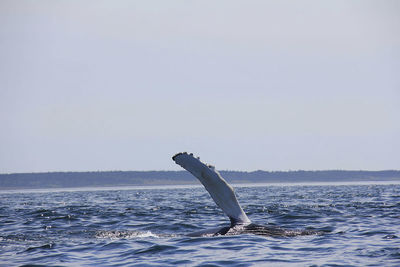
215 223 319 237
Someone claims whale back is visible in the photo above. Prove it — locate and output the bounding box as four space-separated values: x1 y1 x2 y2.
172 152 251 226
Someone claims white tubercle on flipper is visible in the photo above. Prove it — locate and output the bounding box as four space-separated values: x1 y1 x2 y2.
172 152 251 225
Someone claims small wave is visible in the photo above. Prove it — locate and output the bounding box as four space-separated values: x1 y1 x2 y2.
134 244 177 255
95 230 159 239
24 243 55 252
383 234 398 239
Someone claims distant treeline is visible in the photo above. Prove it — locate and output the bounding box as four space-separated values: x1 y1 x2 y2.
1 170 400 190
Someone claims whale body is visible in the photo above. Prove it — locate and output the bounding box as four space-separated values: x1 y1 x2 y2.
172 152 317 237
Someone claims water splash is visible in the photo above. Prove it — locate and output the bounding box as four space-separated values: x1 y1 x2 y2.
95 230 160 239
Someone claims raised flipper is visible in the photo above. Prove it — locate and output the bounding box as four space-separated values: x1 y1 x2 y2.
172 152 251 226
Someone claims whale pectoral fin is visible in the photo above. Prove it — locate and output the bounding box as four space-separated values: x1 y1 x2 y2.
172 152 251 226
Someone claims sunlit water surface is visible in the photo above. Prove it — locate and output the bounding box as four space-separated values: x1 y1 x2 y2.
1 183 399 266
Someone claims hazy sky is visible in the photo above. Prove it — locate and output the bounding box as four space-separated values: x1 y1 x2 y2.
1 1 399 173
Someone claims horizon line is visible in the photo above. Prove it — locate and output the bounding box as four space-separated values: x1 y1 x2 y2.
1 169 400 176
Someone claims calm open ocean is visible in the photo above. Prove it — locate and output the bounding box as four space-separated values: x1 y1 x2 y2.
1 182 399 266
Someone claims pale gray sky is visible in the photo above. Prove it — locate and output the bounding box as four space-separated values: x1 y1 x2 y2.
0 1 399 173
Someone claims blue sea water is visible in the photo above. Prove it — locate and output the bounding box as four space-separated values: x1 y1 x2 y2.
1 182 399 266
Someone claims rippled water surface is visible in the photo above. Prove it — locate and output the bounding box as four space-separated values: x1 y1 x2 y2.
1 183 400 266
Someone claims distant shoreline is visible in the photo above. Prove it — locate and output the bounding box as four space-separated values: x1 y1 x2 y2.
1 170 399 190
1 180 400 193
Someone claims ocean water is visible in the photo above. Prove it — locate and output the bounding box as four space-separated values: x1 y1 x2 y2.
1 183 399 266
